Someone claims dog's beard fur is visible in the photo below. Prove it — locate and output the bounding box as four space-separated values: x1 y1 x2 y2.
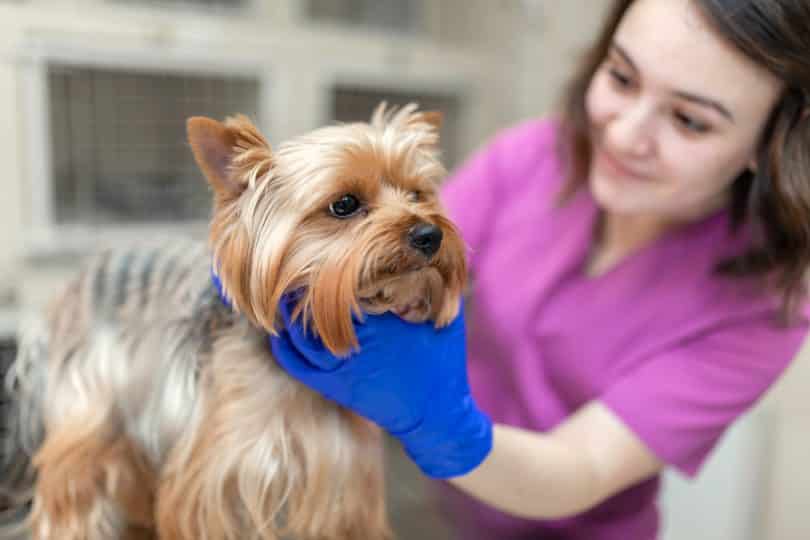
0 103 467 540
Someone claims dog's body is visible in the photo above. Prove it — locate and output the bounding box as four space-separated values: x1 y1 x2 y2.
4 240 385 540
1 105 466 539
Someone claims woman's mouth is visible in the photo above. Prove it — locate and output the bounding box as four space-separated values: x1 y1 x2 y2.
595 146 648 181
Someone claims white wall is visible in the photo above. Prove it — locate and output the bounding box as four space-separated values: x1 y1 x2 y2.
0 25 26 336
660 410 770 540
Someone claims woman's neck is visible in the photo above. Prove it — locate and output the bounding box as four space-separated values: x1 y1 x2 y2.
586 211 674 278
584 185 733 277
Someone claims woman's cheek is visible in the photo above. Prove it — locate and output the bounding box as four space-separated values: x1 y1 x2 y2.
585 74 615 126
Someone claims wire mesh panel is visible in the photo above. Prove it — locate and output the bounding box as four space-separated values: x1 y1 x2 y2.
157 0 246 4
331 85 462 169
110 0 248 7
0 337 17 452
307 0 423 33
48 65 260 225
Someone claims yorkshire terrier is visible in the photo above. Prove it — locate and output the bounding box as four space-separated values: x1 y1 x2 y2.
0 104 467 540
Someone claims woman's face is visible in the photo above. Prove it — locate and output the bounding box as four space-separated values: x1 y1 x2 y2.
585 0 784 222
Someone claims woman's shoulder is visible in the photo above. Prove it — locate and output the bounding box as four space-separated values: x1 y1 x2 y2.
475 116 565 192
492 115 559 142
488 116 561 162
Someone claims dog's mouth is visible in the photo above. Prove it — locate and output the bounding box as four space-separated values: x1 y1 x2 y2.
357 264 443 323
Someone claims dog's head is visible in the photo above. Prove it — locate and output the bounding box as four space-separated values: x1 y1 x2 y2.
187 104 467 356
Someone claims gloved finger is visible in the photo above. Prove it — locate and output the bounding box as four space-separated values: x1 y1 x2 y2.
278 296 343 370
352 309 417 342
446 306 466 333
435 298 466 336
270 330 340 377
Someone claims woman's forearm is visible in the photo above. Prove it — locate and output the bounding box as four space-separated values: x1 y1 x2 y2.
448 404 663 520
448 424 602 519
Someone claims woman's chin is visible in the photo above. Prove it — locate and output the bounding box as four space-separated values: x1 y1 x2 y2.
589 171 645 214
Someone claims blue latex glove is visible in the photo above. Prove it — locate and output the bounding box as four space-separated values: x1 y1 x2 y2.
270 300 493 479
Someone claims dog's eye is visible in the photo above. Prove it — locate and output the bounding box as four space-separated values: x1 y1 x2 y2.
407 190 422 203
329 194 361 218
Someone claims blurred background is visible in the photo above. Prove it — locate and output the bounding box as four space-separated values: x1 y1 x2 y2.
0 1 808 539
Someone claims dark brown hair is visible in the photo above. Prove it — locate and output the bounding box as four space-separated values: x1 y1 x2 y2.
558 0 810 320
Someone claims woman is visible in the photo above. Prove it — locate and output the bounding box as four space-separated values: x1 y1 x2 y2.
271 0 810 538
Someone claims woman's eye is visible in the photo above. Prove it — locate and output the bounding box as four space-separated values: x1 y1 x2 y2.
674 111 710 134
609 68 633 90
329 194 362 218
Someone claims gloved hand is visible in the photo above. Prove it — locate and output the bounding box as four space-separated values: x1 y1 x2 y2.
270 299 493 479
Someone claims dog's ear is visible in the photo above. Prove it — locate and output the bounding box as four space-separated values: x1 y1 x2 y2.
410 110 443 134
371 102 442 141
187 115 272 204
405 109 442 153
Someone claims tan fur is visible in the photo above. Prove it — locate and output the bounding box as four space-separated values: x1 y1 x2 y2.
4 103 467 539
31 419 156 540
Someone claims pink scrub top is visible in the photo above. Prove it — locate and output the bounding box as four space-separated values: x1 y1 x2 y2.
437 118 808 540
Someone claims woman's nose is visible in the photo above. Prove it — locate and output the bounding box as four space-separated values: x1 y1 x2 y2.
607 102 655 158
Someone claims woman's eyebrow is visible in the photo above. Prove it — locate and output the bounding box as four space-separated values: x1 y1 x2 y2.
611 42 735 124
672 89 735 123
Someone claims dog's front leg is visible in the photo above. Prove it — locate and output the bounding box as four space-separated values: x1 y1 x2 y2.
30 418 157 540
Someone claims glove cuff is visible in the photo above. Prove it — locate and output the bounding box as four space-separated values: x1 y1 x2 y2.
393 399 493 479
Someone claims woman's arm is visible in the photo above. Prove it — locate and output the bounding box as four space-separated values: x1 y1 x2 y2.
271 305 662 516
451 402 663 519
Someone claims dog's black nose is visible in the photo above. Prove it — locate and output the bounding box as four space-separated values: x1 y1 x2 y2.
408 223 443 258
